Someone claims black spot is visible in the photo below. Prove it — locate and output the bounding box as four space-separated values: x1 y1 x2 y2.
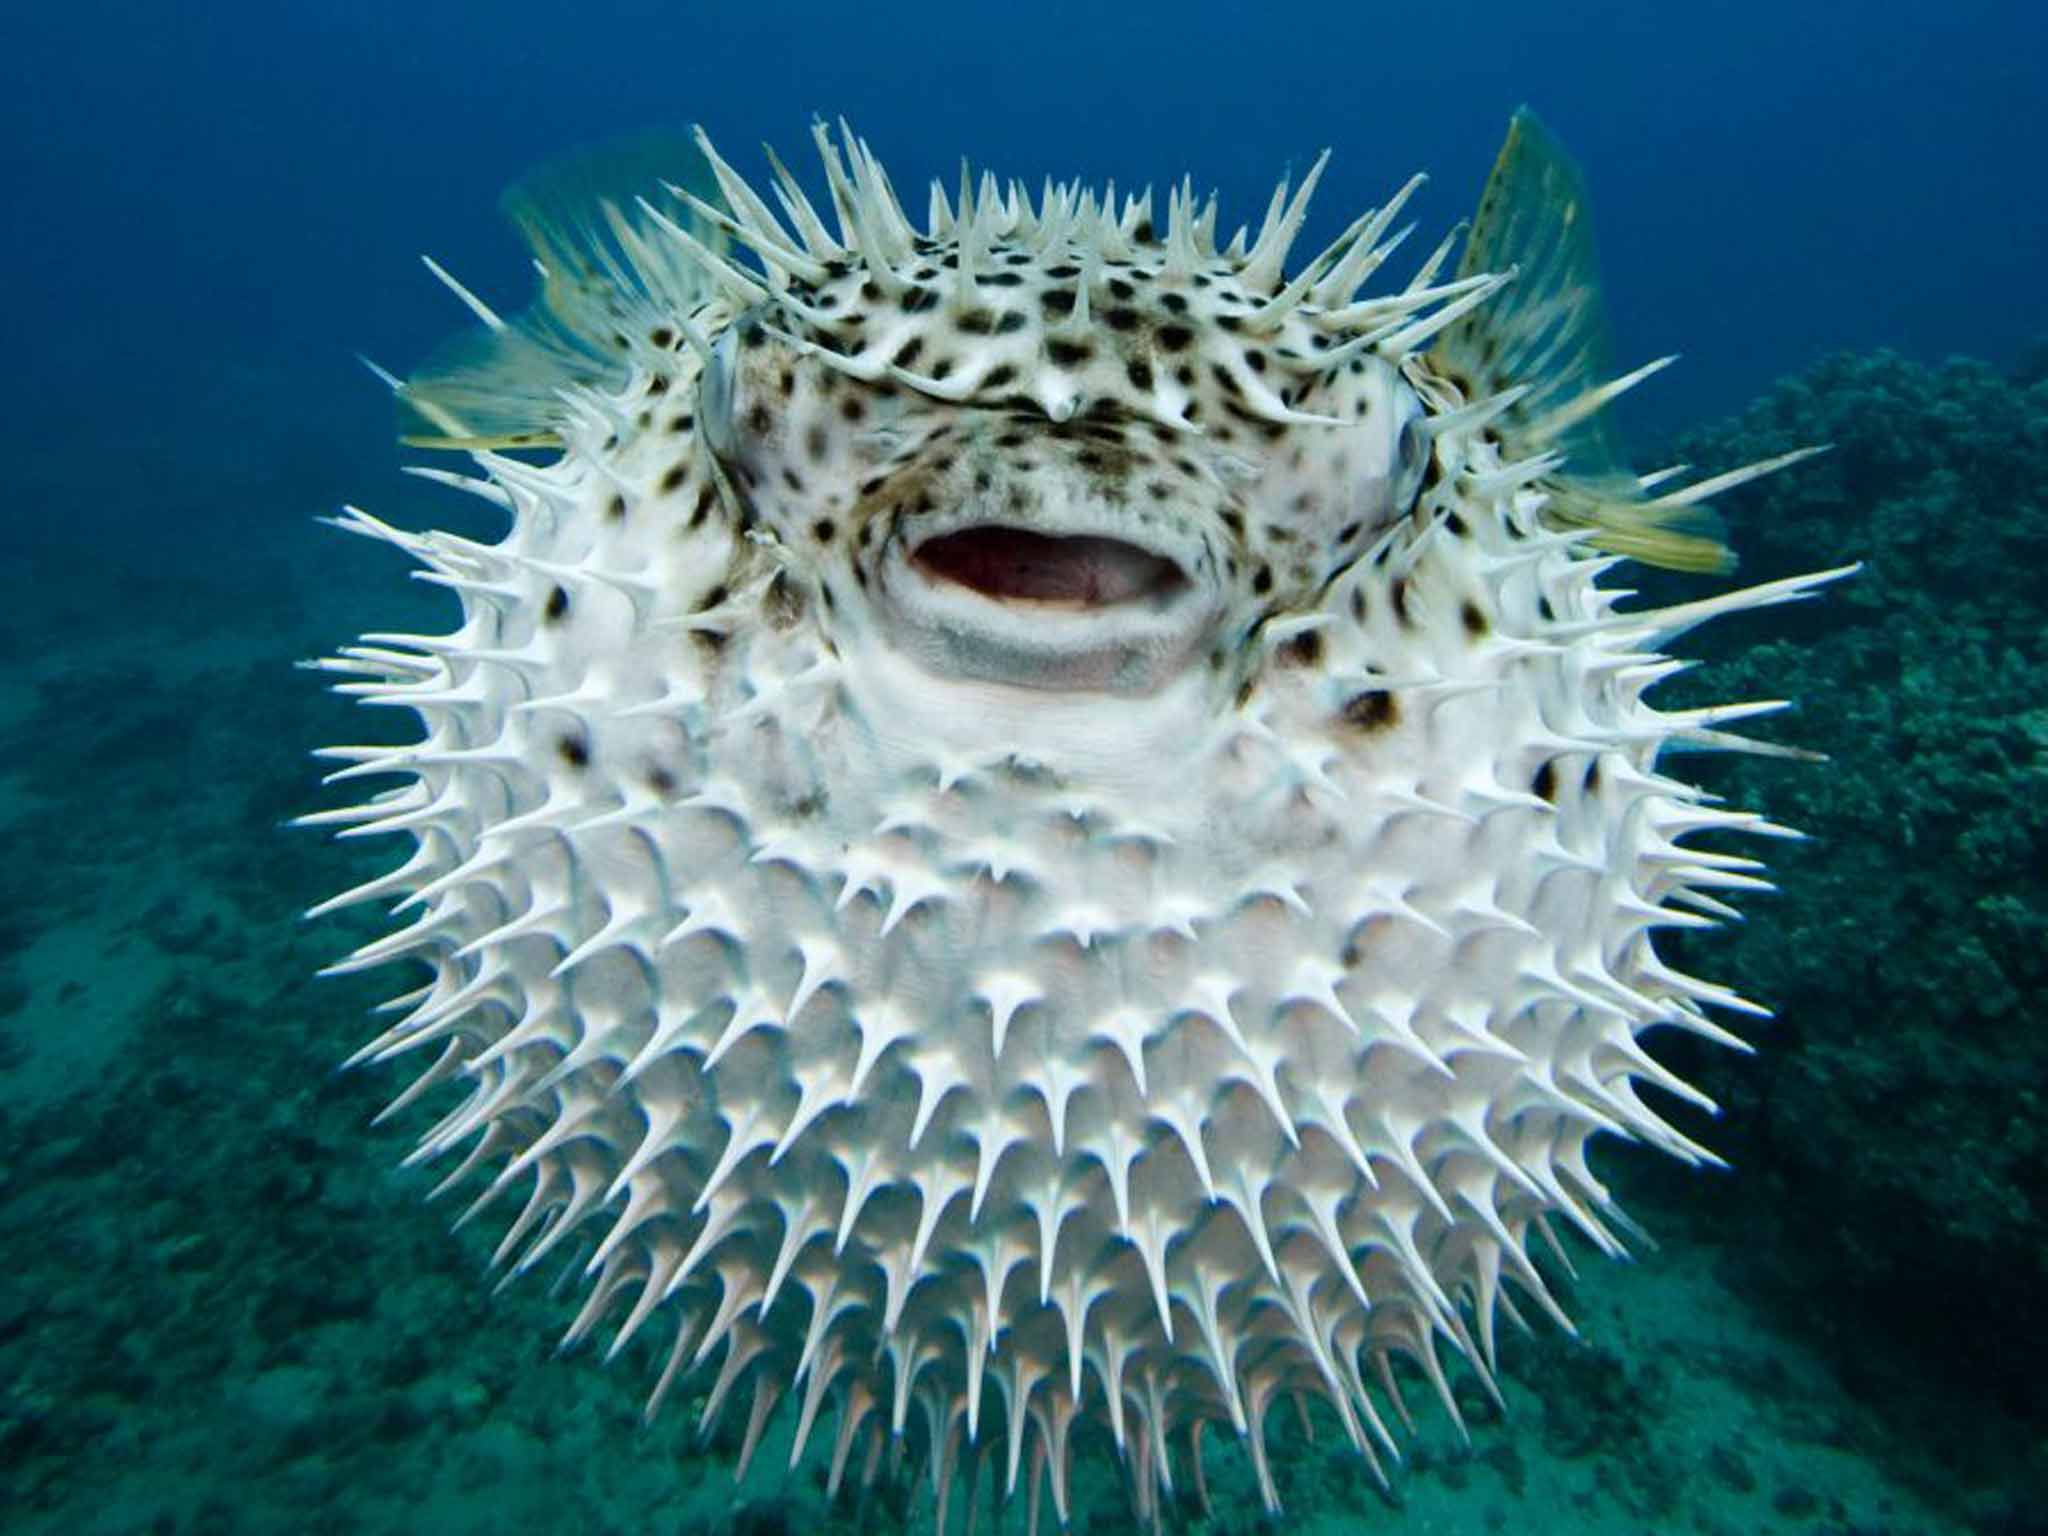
1104 306 1140 332
746 403 773 435
1042 289 1078 318
782 467 806 493
1532 761 1557 802
1045 264 1080 278
893 337 925 368
841 396 866 423
1244 349 1266 374
1460 600 1487 638
1046 338 1092 368
660 463 689 493
806 423 829 461
764 571 805 630
558 735 590 769
995 310 1028 334
777 369 795 398
902 286 940 313
607 493 628 521
1337 521 1362 544
1156 324 1194 352
699 584 728 611
981 271 1025 287
982 363 1019 390
1342 690 1398 732
1126 358 1155 390
650 327 675 349
956 309 996 335
1538 595 1555 622
1132 219 1155 242
544 585 569 622
931 358 955 380
1279 630 1323 667
1445 511 1469 537
1391 577 1413 626
1251 564 1273 596
669 413 694 434
813 517 836 543
648 766 677 795
1160 292 1188 313
1350 586 1367 623
645 374 670 395
690 485 716 527
1584 759 1603 794
1107 277 1135 300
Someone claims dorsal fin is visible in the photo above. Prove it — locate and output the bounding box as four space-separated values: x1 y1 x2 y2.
398 133 727 451
1433 108 1731 572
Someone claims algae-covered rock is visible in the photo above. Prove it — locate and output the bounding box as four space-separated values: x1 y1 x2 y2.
1642 350 2048 1433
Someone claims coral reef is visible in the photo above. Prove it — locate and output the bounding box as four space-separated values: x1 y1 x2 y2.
1637 350 2048 1510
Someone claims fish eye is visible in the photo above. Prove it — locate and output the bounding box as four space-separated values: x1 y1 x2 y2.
698 319 742 460
1393 412 1429 511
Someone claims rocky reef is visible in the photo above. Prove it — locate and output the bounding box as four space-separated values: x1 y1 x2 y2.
1641 349 2048 1514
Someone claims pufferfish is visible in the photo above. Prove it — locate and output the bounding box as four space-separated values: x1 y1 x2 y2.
306 113 1846 1526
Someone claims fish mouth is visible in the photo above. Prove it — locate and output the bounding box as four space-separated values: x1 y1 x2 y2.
877 520 1217 694
908 526 1191 610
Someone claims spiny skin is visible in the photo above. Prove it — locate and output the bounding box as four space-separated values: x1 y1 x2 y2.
309 117 1843 1525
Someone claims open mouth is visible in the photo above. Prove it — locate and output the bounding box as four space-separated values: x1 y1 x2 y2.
909 526 1190 609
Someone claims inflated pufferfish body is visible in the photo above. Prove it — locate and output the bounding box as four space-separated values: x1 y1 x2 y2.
309 114 1843 1523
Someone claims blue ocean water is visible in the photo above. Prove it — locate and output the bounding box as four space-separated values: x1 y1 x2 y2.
7 0 2042 480
2 3 2044 1534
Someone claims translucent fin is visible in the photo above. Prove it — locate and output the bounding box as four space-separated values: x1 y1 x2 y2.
1434 109 1731 572
398 133 728 451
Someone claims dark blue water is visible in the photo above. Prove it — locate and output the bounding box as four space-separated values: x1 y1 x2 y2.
7 0 2041 499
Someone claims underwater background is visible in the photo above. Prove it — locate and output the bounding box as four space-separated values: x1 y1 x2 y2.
2 2 2044 1533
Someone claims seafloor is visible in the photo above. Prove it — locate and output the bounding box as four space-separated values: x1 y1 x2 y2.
1 349 2042 1535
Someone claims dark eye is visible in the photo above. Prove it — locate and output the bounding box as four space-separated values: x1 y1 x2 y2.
1394 415 1428 507
698 321 741 459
